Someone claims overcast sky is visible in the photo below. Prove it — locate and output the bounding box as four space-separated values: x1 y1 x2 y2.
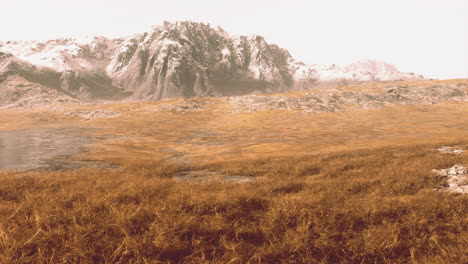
1 0 467 79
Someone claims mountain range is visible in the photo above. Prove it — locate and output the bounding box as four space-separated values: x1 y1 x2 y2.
0 21 423 108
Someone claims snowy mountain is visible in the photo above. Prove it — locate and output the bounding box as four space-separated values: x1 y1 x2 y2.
0 21 423 108
345 59 422 81
105 22 295 99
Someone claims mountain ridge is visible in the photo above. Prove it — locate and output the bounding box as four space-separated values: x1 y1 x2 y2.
0 21 424 108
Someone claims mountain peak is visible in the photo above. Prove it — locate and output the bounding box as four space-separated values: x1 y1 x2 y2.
346 59 399 75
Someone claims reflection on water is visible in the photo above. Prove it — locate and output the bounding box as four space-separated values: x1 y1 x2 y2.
174 170 255 183
0 128 90 171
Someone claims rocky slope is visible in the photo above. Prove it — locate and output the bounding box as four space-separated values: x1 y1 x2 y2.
227 82 468 113
106 22 296 100
0 21 424 108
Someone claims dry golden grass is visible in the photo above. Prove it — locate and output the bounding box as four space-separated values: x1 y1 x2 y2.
0 142 467 263
0 79 468 263
68 101 468 165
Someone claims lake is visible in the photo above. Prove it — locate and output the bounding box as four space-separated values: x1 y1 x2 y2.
0 128 91 171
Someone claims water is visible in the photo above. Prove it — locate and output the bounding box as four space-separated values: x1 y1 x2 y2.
0 128 91 171
174 170 255 183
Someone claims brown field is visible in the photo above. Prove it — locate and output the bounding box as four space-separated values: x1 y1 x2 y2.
0 79 467 263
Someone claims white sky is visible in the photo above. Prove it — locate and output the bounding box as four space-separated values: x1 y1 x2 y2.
1 0 467 79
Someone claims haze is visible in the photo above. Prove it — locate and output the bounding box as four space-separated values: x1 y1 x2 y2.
1 0 467 79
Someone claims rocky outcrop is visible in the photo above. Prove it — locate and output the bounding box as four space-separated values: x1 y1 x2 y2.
432 165 468 194
64 109 120 120
227 82 468 113
435 146 465 155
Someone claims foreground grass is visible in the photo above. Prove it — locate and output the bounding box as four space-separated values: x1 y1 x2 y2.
0 142 467 263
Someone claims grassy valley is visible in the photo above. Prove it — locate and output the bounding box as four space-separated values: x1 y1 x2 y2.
0 79 467 263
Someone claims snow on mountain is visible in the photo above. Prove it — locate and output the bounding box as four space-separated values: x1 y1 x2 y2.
0 37 117 72
309 64 374 82
345 59 423 81
0 21 424 107
346 59 398 75
105 22 296 99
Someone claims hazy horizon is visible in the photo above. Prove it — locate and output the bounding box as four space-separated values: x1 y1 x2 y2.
1 0 467 79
